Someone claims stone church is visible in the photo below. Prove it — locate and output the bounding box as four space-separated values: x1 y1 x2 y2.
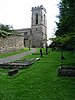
0 5 47 53
15 5 47 48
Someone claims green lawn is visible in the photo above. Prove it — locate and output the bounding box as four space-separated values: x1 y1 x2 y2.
0 49 75 100
0 48 29 58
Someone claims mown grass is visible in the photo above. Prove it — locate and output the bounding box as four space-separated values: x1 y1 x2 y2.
0 49 75 100
0 48 29 58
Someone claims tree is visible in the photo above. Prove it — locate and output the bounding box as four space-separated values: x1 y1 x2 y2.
50 36 66 59
56 0 75 36
0 24 13 32
0 30 8 37
54 0 75 52
0 24 13 37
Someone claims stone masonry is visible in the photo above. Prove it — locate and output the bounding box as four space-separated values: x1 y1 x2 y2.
0 35 24 52
31 5 47 47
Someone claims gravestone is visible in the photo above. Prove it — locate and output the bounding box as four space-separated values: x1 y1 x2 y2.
8 69 18 76
58 66 75 77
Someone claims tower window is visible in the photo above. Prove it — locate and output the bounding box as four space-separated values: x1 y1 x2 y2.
44 14 45 25
36 13 38 24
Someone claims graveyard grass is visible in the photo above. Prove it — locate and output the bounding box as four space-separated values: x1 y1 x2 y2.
0 48 75 100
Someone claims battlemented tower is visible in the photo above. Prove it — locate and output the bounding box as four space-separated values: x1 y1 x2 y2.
31 5 47 47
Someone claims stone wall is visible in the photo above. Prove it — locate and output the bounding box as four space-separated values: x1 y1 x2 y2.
0 35 24 53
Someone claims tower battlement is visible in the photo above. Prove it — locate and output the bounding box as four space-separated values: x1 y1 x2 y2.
32 5 46 13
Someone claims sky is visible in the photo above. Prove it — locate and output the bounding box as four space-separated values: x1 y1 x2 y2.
0 0 60 40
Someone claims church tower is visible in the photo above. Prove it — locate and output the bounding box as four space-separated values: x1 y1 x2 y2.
31 5 47 47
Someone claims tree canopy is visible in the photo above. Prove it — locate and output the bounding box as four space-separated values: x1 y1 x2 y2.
51 0 75 51
0 24 13 32
0 24 14 37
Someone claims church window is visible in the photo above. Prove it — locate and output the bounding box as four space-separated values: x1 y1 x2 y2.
44 14 45 25
36 13 38 24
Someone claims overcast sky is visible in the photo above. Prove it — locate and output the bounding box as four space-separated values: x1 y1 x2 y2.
0 0 60 39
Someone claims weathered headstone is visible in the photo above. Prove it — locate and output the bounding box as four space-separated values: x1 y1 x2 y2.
58 66 75 77
8 69 18 76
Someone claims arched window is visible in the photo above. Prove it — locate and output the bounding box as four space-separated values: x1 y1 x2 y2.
36 13 38 24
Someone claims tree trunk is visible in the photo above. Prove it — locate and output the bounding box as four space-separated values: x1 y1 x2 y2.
61 50 65 60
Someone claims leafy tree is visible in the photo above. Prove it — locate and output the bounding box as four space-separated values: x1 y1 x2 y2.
54 0 75 52
0 30 8 38
0 24 13 32
0 24 13 37
56 0 75 36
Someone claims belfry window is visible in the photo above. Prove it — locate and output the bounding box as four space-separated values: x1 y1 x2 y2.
44 14 45 25
36 13 38 24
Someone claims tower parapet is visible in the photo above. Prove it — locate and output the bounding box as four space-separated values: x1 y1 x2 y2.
31 5 46 13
